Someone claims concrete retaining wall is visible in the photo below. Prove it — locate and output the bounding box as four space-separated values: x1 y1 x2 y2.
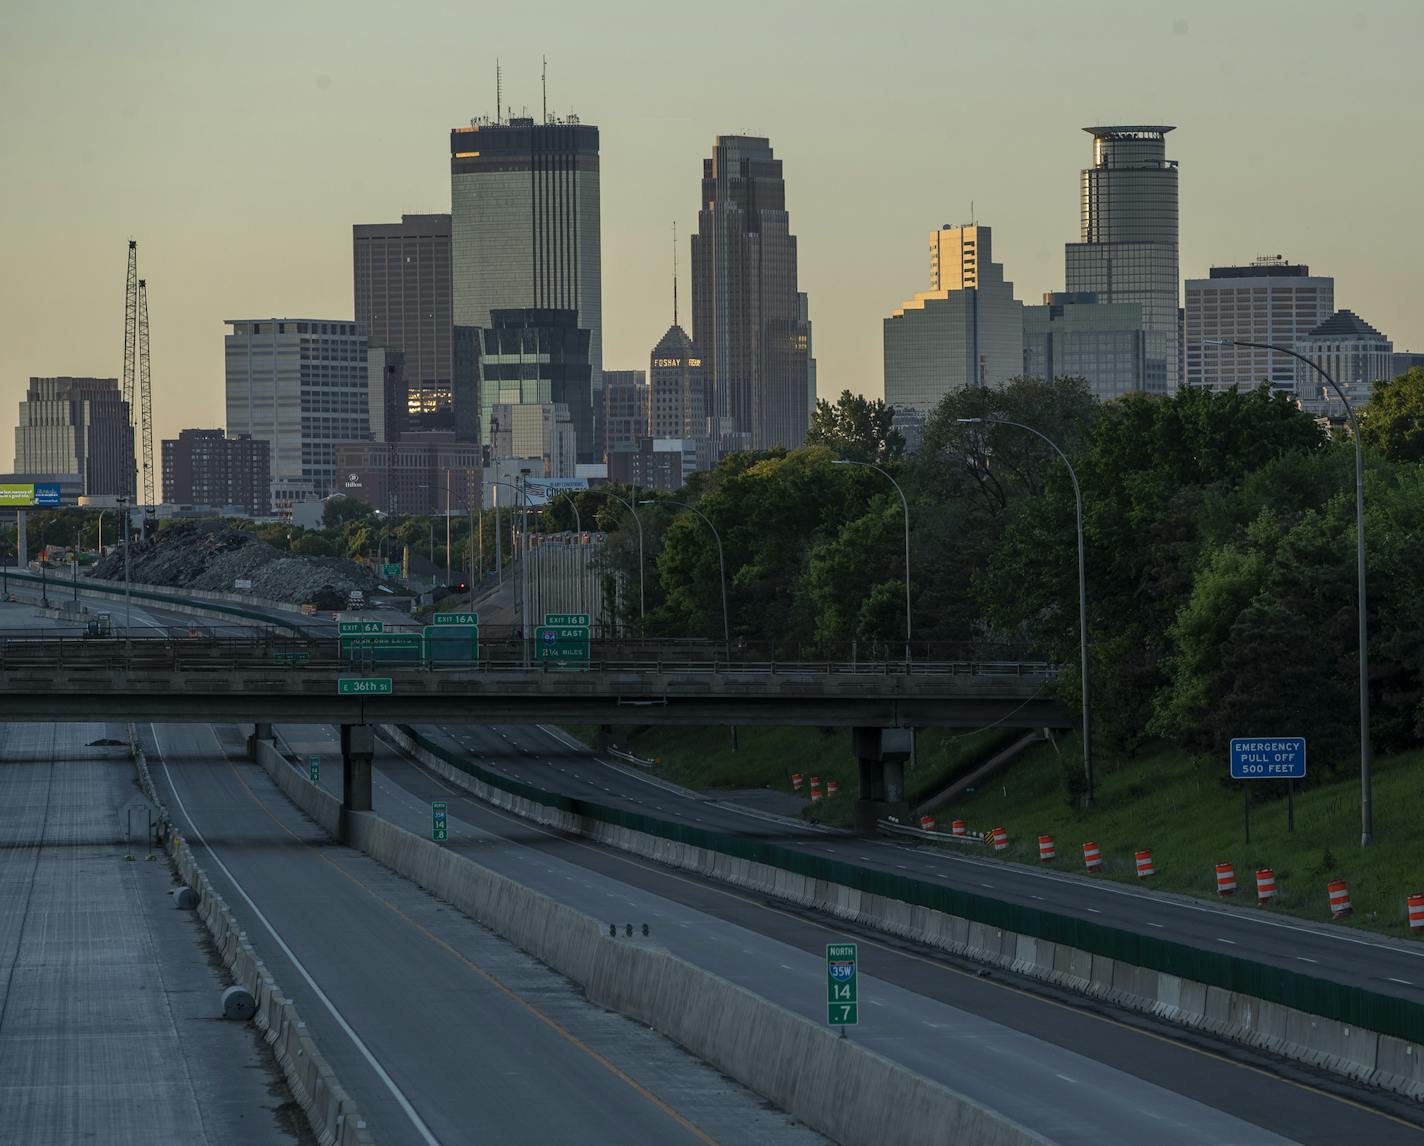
384 725 1424 1103
252 730 1047 1146
128 730 372 1146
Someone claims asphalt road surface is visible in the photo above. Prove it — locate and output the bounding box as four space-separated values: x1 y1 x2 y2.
277 721 1424 1145
147 721 827 1146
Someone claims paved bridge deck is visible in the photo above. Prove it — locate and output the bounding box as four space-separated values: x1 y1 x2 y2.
0 637 1068 728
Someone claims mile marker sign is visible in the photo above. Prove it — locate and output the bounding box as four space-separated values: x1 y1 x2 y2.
1230 738 1306 779
826 942 858 1026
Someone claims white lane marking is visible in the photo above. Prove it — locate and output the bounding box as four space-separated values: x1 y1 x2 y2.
1030 895 1045 902
1086 908 1102 914
1388 977 1413 986
898 840 1424 964
1148 922 1165 929
1217 938 1237 945
1298 957 1318 964
979 883 994 889
154 727 441 1146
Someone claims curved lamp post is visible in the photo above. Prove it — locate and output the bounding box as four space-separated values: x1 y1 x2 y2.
640 498 729 659
582 489 646 622
832 459 912 664
1207 337 1373 845
960 416 1093 806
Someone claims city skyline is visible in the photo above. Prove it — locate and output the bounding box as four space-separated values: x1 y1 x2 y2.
3 1 1422 451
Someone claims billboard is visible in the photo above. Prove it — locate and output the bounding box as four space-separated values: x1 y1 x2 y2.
0 484 59 507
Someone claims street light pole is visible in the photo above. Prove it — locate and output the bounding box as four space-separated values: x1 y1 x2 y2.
1208 337 1373 844
832 459 912 664
586 490 645 627
960 416 1093 806
641 498 729 659
519 470 531 668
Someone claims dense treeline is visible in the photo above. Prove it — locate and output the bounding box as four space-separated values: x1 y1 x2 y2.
582 368 1424 786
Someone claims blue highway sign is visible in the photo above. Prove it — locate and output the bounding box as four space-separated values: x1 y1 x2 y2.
1230 737 1306 780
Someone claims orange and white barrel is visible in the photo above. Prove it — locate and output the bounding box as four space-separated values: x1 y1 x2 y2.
1038 835 1056 863
810 788 823 804
919 815 936 831
1328 879 1352 918
1256 869 1277 903
1215 863 1236 896
1408 894 1424 933
809 775 821 790
826 779 839 797
791 773 803 791
951 819 967 836
1135 850 1154 879
991 826 1009 852
1082 841 1102 871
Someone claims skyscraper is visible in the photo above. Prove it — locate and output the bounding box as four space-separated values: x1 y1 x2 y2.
1294 310 1394 411
161 429 270 516
691 135 812 451
884 224 1024 413
224 319 369 499
1023 292 1168 399
478 308 594 462
648 324 706 439
601 370 648 454
1065 126 1180 391
13 377 134 495
352 213 467 436
449 115 602 452
1184 257 1334 395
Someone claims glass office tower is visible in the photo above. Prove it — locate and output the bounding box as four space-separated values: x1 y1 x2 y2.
1065 126 1180 391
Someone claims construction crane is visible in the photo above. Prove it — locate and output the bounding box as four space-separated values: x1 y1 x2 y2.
120 241 155 506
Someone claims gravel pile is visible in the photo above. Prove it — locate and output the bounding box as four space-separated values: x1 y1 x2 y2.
87 520 378 605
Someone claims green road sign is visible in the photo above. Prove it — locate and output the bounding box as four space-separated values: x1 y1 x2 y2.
383 563 402 578
338 620 385 635
432 800 448 841
424 624 479 664
826 942 858 1026
433 612 480 627
274 651 312 665
543 613 590 627
536 624 590 662
338 677 393 695
308 755 320 783
340 633 422 663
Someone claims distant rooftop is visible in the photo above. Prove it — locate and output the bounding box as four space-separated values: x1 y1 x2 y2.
1306 309 1387 340
1084 125 1175 139
1209 256 1314 280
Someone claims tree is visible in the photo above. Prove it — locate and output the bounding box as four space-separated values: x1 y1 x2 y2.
1359 367 1424 462
806 390 904 463
322 496 376 529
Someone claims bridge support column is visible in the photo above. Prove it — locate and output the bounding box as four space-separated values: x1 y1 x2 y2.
852 726 913 833
340 724 374 841
246 722 274 760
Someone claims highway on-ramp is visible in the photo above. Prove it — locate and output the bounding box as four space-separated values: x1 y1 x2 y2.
276 721 1424 1145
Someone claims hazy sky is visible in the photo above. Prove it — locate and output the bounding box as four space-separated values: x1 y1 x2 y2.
2 0 1421 456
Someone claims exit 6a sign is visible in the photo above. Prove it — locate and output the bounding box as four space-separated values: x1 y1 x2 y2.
826 942 858 1026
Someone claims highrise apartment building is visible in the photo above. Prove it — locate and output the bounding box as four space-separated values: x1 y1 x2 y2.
601 370 648 453
478 308 594 461
224 319 369 499
1185 257 1334 394
1065 126 1180 391
884 225 1024 412
13 376 134 496
1023 292 1168 399
450 116 602 452
160 429 271 516
691 135 813 451
353 213 470 437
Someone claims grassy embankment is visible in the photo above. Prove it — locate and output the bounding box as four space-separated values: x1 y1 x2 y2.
568 724 1021 829
947 734 1424 939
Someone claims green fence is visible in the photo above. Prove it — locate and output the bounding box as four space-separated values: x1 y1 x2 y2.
399 723 1424 1047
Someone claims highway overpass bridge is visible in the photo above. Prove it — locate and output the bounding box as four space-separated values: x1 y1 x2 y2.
0 634 1068 828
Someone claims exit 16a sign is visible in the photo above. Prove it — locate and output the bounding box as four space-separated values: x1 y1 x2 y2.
826 942 858 1026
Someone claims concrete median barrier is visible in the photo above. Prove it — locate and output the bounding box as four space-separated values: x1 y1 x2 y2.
381 724 1424 1103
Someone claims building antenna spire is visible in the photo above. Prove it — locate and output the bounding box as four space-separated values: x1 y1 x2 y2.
672 220 678 327
496 58 502 124
542 55 547 122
